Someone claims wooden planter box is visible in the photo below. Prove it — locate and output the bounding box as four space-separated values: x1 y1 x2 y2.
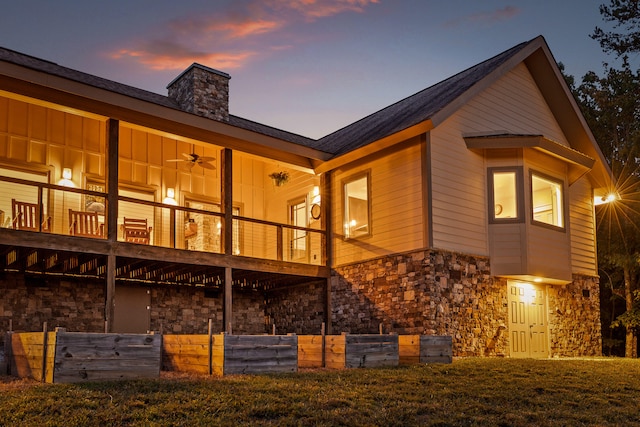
399 335 453 364
6 330 161 383
325 334 398 369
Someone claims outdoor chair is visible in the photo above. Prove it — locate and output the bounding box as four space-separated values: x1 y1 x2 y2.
12 199 51 231
122 217 152 244
69 209 104 238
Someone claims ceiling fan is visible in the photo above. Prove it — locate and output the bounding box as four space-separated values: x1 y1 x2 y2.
167 152 216 170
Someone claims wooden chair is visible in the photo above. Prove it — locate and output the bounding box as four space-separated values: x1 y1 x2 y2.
69 209 104 238
122 217 152 244
12 199 51 231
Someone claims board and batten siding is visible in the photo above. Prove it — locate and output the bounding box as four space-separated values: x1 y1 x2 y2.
430 62 572 256
332 139 424 266
568 176 597 275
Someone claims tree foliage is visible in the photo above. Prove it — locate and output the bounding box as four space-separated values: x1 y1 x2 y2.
592 0 640 57
571 0 640 355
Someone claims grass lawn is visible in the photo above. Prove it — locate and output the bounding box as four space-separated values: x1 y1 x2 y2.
1 358 640 426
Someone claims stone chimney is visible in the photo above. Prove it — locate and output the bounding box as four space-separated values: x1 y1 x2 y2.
167 63 230 122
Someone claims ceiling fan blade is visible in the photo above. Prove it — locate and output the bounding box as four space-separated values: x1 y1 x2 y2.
166 159 184 162
199 162 216 170
182 152 195 160
197 156 216 162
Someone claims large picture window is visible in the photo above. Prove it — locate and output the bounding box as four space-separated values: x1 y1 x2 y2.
531 172 564 228
343 172 370 239
488 167 523 223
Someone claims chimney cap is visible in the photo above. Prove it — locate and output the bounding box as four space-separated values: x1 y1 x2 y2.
166 63 231 89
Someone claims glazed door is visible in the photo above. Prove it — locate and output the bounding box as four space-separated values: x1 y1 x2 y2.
508 282 548 358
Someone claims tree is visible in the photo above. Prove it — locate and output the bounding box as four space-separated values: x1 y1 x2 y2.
572 59 640 357
592 0 640 58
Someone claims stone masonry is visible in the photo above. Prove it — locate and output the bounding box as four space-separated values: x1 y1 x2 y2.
167 63 230 121
547 275 602 356
331 248 602 358
265 280 326 335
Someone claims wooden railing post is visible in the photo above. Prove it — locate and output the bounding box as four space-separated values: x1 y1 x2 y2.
277 225 283 261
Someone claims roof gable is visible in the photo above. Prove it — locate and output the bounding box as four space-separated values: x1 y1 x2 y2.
315 38 533 155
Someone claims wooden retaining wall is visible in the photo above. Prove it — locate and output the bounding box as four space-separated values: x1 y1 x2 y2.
161 334 298 375
54 332 161 383
298 335 324 368
326 334 399 369
221 334 297 375
398 335 452 364
6 330 161 383
6 331 56 382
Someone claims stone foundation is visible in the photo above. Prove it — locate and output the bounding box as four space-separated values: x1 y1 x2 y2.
548 275 602 356
265 280 326 334
0 273 105 350
331 249 602 358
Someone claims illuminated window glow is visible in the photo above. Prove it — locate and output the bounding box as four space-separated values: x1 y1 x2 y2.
531 173 564 228
343 174 370 239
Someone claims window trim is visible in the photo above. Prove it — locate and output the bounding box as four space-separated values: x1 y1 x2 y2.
488 167 524 224
342 170 372 240
529 170 566 231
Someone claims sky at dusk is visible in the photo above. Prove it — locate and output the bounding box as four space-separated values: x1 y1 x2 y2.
0 1 628 139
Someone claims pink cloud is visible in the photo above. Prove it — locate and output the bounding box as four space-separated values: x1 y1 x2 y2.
110 40 256 71
107 0 379 71
269 0 380 19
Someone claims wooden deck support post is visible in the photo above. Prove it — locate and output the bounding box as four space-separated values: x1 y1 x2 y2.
104 119 119 333
221 148 234 334
321 172 333 335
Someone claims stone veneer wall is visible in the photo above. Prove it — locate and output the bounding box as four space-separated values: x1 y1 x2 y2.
265 281 326 334
331 249 507 357
0 273 105 338
167 64 230 121
547 275 602 356
150 286 265 335
331 249 603 358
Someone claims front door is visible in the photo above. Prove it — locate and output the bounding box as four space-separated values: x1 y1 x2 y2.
508 281 548 358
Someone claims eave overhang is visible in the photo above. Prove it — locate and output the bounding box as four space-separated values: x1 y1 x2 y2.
314 120 433 173
0 60 331 173
464 134 595 184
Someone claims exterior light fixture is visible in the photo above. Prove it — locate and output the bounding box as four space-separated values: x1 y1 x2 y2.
163 187 178 205
595 192 619 206
59 167 75 187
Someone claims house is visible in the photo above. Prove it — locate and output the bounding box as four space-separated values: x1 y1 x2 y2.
0 35 612 358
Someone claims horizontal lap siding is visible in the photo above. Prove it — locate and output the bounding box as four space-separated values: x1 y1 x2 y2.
333 141 423 266
489 223 525 274
569 177 597 275
431 64 571 256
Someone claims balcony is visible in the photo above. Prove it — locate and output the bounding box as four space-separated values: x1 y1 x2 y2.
0 175 328 288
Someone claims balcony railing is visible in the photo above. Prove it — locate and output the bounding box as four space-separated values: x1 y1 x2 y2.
0 176 325 266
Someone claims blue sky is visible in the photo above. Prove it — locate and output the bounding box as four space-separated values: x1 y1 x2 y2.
0 1 626 139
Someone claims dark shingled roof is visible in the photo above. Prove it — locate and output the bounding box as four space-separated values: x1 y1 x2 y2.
0 38 536 158
0 46 318 149
314 38 533 155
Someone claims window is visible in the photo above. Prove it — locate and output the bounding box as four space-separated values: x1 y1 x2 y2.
531 172 564 228
343 173 370 238
488 167 523 223
289 198 307 260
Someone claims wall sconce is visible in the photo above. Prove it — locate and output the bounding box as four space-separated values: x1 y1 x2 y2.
309 186 321 220
163 187 178 205
59 167 75 187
